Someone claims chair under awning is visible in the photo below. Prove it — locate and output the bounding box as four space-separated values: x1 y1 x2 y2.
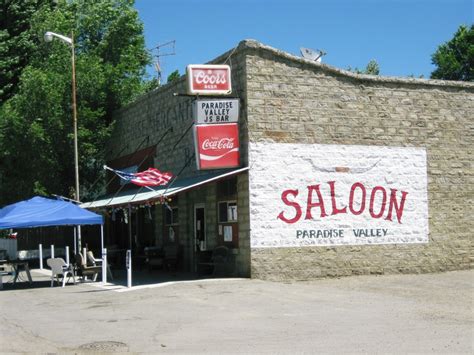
81 167 249 209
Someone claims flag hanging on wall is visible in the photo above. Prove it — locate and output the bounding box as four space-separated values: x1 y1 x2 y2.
105 166 173 187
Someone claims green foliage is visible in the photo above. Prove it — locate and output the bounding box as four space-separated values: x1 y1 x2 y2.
347 59 380 75
431 24 474 81
0 0 51 103
0 0 151 205
408 74 425 79
142 77 160 93
167 70 180 83
364 60 380 75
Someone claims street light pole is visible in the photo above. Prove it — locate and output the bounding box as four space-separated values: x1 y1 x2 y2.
44 31 80 202
70 32 80 202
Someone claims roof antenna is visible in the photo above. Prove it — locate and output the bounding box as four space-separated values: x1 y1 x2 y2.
300 47 326 63
152 40 176 85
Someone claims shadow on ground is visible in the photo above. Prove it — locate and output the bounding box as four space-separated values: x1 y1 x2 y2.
1 267 220 291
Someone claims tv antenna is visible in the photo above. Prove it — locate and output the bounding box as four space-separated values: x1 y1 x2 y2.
300 47 326 63
152 40 176 85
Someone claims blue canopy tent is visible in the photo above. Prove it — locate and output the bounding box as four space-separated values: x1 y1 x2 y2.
0 196 106 282
0 196 103 229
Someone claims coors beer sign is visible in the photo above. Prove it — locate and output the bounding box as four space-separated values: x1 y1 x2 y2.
194 123 240 169
187 64 232 95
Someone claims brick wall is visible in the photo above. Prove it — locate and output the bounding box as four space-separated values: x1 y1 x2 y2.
242 40 474 280
106 45 251 276
107 38 473 280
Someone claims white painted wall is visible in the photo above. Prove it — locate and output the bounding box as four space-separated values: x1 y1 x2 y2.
249 143 428 248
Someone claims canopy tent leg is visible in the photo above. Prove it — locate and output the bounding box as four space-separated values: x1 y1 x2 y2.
73 227 77 254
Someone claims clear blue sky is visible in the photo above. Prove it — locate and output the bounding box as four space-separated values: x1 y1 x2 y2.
134 0 473 81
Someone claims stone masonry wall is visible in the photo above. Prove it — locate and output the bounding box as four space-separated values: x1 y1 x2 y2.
107 46 251 275
108 48 249 175
242 40 474 280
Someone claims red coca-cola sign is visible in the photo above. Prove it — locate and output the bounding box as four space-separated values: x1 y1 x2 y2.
194 123 240 169
187 64 232 95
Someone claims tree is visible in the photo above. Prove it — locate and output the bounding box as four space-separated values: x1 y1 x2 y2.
0 0 54 104
167 70 180 83
431 24 474 81
0 0 151 205
364 60 380 75
347 59 380 75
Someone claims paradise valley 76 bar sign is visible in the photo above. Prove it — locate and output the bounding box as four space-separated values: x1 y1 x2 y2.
194 123 240 170
193 98 239 124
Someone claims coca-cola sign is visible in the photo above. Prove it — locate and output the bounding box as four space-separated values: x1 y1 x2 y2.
187 64 232 95
194 123 240 169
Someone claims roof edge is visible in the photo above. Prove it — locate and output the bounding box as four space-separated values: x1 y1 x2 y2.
227 39 474 90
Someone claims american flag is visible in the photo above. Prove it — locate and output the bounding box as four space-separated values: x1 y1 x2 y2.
108 167 173 187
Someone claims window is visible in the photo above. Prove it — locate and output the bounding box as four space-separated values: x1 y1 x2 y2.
218 201 237 223
217 177 237 198
165 207 179 225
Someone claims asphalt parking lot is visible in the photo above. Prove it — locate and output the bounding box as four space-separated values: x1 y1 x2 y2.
0 269 472 353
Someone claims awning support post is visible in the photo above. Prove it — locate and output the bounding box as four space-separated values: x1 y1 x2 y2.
65 246 70 265
39 244 43 270
126 249 132 288
101 225 107 284
128 204 132 254
78 225 82 252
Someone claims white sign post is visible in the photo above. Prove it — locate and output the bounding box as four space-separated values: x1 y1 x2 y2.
51 245 54 259
39 244 43 270
102 248 107 284
65 246 70 266
126 249 132 288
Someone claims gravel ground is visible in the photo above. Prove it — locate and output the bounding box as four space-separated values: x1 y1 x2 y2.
0 269 472 354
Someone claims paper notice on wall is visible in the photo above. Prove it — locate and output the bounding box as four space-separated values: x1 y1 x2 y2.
224 226 233 242
228 204 237 221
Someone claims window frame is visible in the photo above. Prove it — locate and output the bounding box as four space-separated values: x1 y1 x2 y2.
165 206 179 226
218 200 238 224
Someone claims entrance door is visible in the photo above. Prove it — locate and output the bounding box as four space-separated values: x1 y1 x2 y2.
194 204 206 251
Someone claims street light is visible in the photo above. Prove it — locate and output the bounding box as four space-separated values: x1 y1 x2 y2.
44 31 80 202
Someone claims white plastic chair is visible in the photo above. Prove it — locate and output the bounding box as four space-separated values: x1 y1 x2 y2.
87 251 114 280
46 258 76 287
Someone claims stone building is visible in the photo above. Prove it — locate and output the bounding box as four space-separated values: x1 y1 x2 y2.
83 40 474 280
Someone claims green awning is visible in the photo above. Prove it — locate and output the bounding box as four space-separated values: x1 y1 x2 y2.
81 167 249 209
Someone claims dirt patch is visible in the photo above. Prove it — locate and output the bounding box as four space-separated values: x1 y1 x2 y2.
78 341 129 352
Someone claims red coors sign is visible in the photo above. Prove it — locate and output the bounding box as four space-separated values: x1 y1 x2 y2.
195 123 240 169
187 64 232 95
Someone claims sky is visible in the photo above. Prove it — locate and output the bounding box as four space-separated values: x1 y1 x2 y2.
134 0 473 82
